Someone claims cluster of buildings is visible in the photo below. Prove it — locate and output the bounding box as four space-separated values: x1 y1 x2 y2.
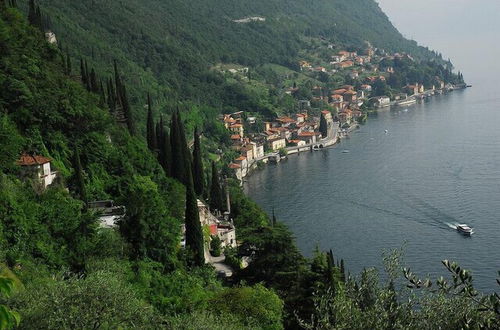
223 109 336 180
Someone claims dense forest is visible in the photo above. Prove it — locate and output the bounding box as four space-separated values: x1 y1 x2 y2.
0 1 498 329
15 0 451 131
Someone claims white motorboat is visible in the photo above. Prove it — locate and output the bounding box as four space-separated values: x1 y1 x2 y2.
456 224 473 235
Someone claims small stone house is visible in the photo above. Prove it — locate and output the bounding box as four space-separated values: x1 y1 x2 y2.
17 154 57 189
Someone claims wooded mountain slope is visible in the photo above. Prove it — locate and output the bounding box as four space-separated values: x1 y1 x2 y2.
33 0 440 123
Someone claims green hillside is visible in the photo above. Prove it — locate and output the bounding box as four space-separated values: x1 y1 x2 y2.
28 0 444 127
1 2 497 329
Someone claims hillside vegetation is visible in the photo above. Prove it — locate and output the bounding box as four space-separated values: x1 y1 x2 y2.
1 2 498 329
29 0 445 126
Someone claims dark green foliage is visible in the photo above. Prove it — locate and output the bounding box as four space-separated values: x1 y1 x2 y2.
184 172 205 267
209 162 223 212
210 235 221 257
158 121 172 177
0 114 24 172
191 126 204 196
146 93 156 152
119 176 180 269
72 148 86 203
319 113 328 138
169 110 191 185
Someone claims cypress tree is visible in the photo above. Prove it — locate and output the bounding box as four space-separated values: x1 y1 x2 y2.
160 124 172 177
169 111 182 181
146 93 156 152
319 113 328 138
184 169 205 267
340 259 346 282
84 60 90 90
28 0 36 26
73 148 86 203
121 85 135 135
34 5 42 31
169 110 190 185
209 161 223 212
107 77 115 113
80 59 86 85
98 80 105 105
113 60 122 92
191 126 204 196
156 115 164 148
177 110 191 166
89 68 98 93
220 178 227 213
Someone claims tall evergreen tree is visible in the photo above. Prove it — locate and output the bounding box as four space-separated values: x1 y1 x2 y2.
169 110 190 185
340 259 346 282
160 124 172 177
319 113 328 138
272 208 277 227
191 126 204 196
120 85 135 135
146 93 156 152
89 68 98 93
155 116 162 151
28 0 36 26
84 60 90 90
184 170 205 267
80 59 86 85
73 148 86 203
209 161 223 212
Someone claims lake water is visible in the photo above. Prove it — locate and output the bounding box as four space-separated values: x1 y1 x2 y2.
244 86 500 293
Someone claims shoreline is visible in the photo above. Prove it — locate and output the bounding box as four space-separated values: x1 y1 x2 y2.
240 85 468 182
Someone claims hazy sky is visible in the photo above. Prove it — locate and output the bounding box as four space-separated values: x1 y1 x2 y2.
376 0 500 84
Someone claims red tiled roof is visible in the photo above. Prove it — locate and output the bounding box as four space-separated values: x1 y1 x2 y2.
210 224 218 235
230 124 243 128
333 89 347 95
321 110 331 115
17 154 51 166
277 117 296 123
235 156 247 161
229 163 241 169
298 131 320 137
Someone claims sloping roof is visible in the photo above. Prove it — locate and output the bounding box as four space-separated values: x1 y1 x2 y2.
228 163 241 169
17 154 51 166
276 116 296 124
298 131 320 137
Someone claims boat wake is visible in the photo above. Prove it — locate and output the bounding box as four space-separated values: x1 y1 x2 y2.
445 222 458 230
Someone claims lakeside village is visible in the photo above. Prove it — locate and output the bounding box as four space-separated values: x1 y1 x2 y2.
222 45 468 181
14 36 467 278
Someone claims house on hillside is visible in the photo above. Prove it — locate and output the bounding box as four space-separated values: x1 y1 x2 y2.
17 154 58 190
229 123 244 137
228 163 242 181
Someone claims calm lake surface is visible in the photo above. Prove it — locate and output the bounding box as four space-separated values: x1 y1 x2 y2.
244 85 500 293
